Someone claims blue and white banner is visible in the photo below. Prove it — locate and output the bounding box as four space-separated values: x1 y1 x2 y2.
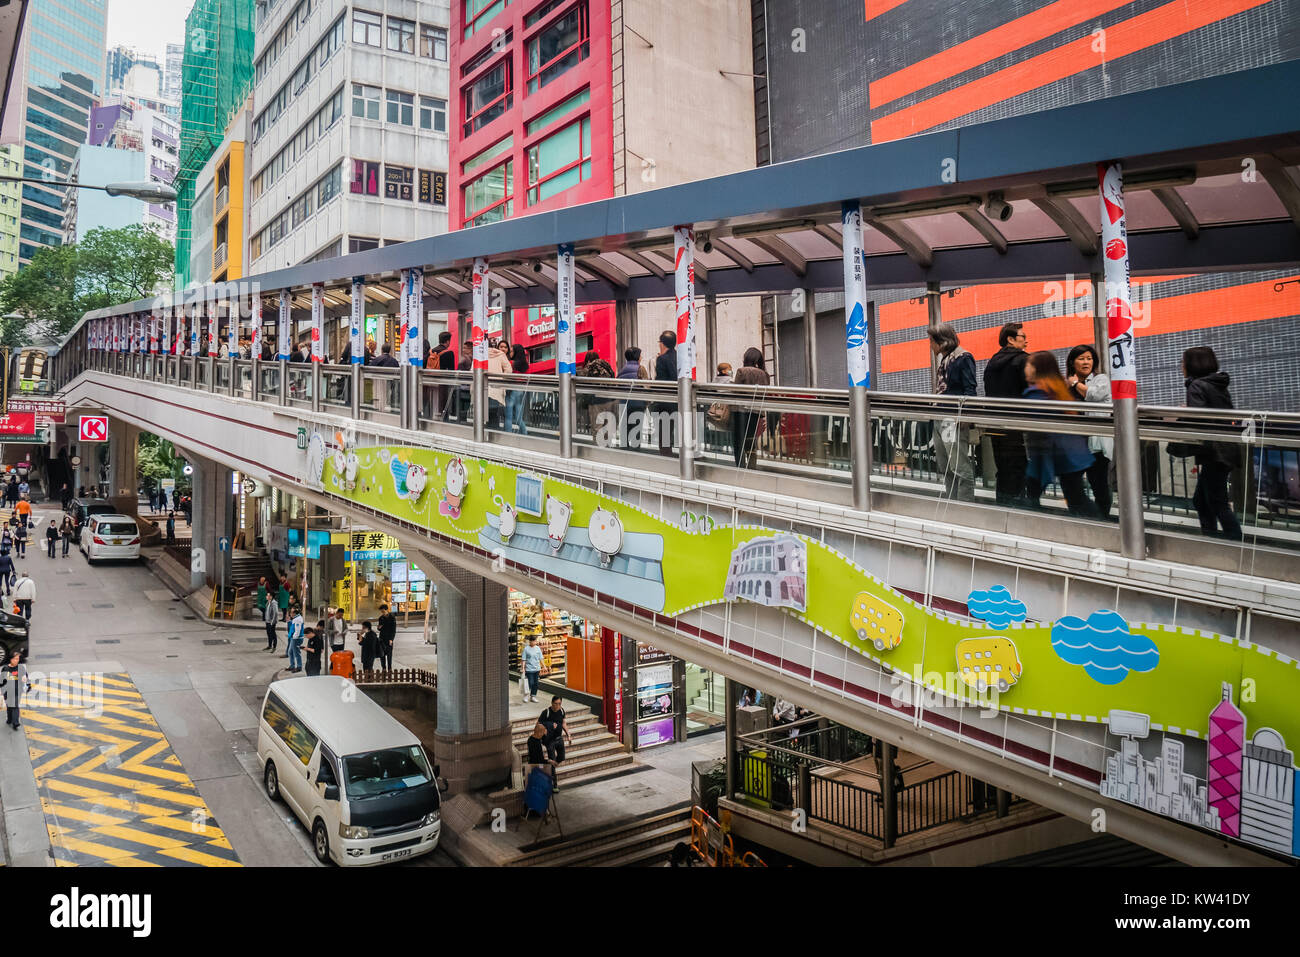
350 277 364 363
162 309 172 355
189 305 199 356
841 200 871 388
278 290 291 360
556 243 576 375
405 268 423 366
227 297 238 357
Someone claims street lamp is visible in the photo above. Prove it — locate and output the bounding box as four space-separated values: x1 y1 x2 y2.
0 175 177 204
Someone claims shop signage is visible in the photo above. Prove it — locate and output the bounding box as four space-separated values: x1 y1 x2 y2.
7 398 64 424
418 169 446 205
636 717 675 749
0 413 37 437
637 643 672 665
78 415 108 441
385 164 413 201
526 310 586 339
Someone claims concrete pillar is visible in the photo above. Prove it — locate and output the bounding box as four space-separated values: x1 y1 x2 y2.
421 555 512 794
184 454 233 590
107 418 140 517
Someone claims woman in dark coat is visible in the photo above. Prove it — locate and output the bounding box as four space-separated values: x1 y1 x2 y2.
1182 346 1242 540
1021 351 1097 517
731 348 772 469
2 651 31 729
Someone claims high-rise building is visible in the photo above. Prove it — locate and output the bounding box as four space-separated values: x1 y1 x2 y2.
0 144 22 280
64 98 180 243
164 42 185 102
752 0 1300 410
445 0 760 371
244 0 452 273
12 0 109 266
174 0 255 286
106 45 164 100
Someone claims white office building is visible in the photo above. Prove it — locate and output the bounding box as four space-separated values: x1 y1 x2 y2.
246 0 451 271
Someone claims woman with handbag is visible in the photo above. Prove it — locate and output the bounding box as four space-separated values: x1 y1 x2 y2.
731 348 770 468
1065 345 1114 518
2 650 31 729
1179 346 1242 540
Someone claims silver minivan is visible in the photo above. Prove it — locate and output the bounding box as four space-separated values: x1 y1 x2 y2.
257 676 442 866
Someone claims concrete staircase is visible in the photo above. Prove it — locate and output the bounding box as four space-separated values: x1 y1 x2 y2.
507 805 693 867
510 705 635 788
686 669 726 721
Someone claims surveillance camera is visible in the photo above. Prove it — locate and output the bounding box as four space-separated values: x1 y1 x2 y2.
702 240 713 254
984 193 1013 222
531 261 542 273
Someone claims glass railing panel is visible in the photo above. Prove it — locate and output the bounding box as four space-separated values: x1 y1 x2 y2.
361 368 402 417
485 373 559 440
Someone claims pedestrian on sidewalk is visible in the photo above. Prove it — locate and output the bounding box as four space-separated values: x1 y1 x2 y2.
276 577 291 623
60 482 72 511
377 604 396 671
285 604 304 670
255 576 268 616
522 634 542 703
263 594 279 652
526 723 558 787
13 518 28 560
165 511 176 544
359 620 379 673
327 607 348 652
303 627 323 676
44 519 57 558
1 651 31 729
60 515 74 557
0 548 14 600
12 571 34 622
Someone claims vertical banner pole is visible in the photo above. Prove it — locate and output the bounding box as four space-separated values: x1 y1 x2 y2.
189 304 199 357
251 296 262 357
407 268 424 367
556 243 576 458
1098 161 1146 561
673 225 696 481
842 200 873 511
349 277 365 364
277 290 291 360
471 257 489 443
310 283 325 363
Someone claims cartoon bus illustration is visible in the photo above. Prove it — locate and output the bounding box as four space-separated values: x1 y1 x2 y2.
848 592 904 651
956 636 1023 693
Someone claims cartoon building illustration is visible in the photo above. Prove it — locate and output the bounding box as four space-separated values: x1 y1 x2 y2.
1208 682 1246 838
1240 728 1295 855
1099 711 1220 831
723 534 807 613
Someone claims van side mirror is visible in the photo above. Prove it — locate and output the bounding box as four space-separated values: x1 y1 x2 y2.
323 784 339 801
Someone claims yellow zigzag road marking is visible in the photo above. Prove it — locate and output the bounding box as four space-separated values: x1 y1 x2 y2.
33 742 93 777
50 834 142 863
40 799 129 828
157 845 241 867
89 824 189 851
26 708 166 739
42 780 196 818
138 814 228 844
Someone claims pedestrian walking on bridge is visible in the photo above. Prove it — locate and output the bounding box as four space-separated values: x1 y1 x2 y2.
44 520 57 558
60 515 74 557
12 571 34 622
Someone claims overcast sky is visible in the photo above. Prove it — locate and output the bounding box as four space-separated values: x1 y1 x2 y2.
105 0 195 63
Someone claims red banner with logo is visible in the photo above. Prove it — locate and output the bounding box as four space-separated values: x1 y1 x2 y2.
0 413 38 436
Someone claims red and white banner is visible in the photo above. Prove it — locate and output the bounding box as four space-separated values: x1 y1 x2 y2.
471 258 489 371
0 413 37 436
7 398 65 425
674 225 696 381
1098 161 1137 401
310 283 325 362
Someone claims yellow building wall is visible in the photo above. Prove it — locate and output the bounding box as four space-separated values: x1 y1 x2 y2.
209 140 246 281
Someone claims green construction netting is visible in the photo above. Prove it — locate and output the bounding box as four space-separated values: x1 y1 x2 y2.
175 0 254 285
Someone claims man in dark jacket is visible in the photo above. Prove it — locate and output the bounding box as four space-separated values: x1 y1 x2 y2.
1182 346 1242 540
982 323 1031 505
376 603 397 670
303 627 324 676
653 330 678 456
372 343 399 367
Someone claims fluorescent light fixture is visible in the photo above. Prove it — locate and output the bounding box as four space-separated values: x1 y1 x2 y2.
869 197 982 222
1046 168 1197 199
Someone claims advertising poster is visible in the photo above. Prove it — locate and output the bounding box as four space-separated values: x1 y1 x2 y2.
636 717 675 749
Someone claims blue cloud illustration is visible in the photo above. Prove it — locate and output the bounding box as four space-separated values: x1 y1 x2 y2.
1049 610 1159 685
390 457 409 497
967 585 1027 629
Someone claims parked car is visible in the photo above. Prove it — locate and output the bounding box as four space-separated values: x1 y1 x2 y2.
80 514 142 564
0 607 29 662
67 498 117 531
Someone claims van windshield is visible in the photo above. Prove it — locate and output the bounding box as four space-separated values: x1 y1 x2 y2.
98 522 138 536
342 745 432 799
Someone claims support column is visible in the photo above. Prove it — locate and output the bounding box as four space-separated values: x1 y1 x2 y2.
881 741 898 848
107 419 140 518
674 225 697 480
925 281 942 392
724 677 737 800
424 556 512 794
614 296 636 366
185 455 233 591
1097 161 1146 560
470 258 490 443
842 200 873 510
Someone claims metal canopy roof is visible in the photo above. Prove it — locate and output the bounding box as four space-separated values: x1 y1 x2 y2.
78 60 1300 330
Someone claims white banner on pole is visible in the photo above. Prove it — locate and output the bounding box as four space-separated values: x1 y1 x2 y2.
162 309 172 355
556 244 576 375
350 277 364 363
398 268 410 364
278 290 292 360
310 283 325 362
841 200 871 388
1098 161 1137 401
189 305 199 356
471 258 489 370
406 268 423 366
251 297 262 357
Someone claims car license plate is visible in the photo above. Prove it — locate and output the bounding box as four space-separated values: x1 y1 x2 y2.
381 848 413 862
113 539 123 545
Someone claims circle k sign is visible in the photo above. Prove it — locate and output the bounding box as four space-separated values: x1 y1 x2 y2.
79 415 109 442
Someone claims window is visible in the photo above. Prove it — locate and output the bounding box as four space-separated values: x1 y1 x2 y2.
290 190 314 228
317 164 343 206
463 135 513 176
353 10 381 46
525 88 589 137
387 16 415 53
524 0 563 26
421 24 447 60
386 89 414 126
527 115 591 204
462 159 513 227
384 164 414 201
419 96 446 132
464 0 508 39
349 237 379 254
251 87 344 200
352 83 380 120
527 2 589 93
350 159 380 196
462 59 512 136
252 13 346 141
262 694 317 766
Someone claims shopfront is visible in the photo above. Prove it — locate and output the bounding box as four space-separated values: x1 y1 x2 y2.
279 522 429 622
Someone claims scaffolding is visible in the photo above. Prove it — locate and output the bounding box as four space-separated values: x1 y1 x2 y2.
174 0 254 286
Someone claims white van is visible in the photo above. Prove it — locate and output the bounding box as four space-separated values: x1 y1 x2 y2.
257 676 442 866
